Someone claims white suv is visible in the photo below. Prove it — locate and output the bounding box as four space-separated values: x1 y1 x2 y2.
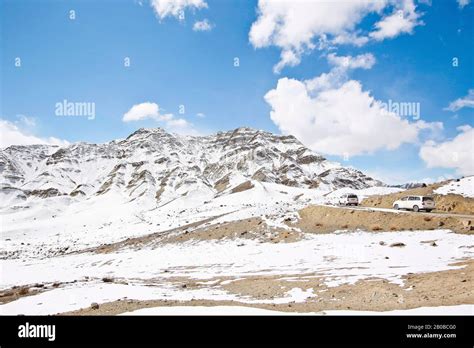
338 193 359 206
393 196 435 212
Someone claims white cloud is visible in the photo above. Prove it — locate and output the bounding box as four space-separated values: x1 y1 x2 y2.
457 0 470 8
0 119 69 148
122 102 199 134
249 0 423 72
273 49 302 74
150 0 207 20
414 119 444 139
193 19 213 31
444 89 474 112
370 0 422 41
196 112 206 118
327 52 376 70
265 78 431 156
123 102 161 122
419 125 474 176
305 53 375 93
264 53 440 157
332 32 369 47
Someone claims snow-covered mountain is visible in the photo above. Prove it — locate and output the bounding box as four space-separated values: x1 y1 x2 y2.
391 182 427 189
0 127 382 207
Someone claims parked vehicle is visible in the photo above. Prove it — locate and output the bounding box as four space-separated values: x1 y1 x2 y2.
338 193 359 206
392 196 435 212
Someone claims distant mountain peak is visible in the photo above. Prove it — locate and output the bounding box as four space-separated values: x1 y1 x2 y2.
125 127 167 140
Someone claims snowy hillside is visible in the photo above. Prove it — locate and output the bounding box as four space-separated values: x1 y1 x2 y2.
434 176 474 198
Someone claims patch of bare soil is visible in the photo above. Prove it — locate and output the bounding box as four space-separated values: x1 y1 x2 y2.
61 259 474 315
160 217 300 245
0 285 42 304
213 174 230 193
230 180 254 193
360 181 474 215
294 205 474 235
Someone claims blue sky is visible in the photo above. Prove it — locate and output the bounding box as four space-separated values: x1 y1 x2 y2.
1 0 473 184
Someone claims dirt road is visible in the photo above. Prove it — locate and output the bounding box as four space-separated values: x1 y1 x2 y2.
331 204 474 219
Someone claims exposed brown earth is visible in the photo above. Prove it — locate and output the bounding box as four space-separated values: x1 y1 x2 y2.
360 181 474 215
294 205 474 235
61 259 474 315
213 174 230 193
0 285 43 305
230 180 254 193
160 217 300 245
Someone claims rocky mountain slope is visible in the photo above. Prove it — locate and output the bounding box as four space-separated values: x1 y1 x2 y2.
0 127 383 207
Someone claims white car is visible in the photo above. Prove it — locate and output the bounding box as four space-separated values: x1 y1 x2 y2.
392 195 435 212
338 193 359 206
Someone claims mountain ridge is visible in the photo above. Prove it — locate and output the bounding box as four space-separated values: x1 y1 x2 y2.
0 127 384 207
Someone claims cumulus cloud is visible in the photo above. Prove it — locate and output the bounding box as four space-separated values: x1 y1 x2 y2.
444 89 474 112
264 53 441 157
193 19 213 31
249 0 422 72
370 0 422 41
150 0 207 20
0 119 69 148
273 50 302 74
419 125 474 176
123 102 168 122
122 102 198 134
265 79 431 156
305 53 376 93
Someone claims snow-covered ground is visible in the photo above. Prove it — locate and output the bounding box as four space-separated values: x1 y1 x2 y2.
1 229 472 315
1 181 401 259
0 282 318 315
3 229 470 289
434 176 474 198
